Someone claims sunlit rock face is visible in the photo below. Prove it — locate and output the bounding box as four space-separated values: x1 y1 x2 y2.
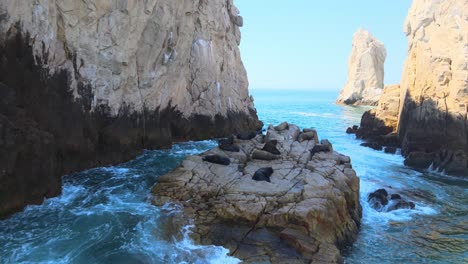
337 28 387 106
0 0 256 117
356 0 468 176
0 0 262 217
397 0 468 176
153 123 362 263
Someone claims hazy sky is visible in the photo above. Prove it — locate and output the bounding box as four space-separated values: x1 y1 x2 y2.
236 1 413 91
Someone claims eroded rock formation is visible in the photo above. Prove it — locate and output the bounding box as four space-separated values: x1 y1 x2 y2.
356 0 468 176
337 28 387 106
0 0 262 217
152 123 362 263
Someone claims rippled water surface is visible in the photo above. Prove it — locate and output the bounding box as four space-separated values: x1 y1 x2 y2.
1 90 466 263
252 90 468 264
0 141 241 264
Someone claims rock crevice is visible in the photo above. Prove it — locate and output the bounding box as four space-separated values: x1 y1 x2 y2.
152 123 362 263
0 0 262 217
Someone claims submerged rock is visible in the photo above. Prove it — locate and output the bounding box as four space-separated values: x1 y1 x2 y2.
360 142 383 151
368 188 415 212
346 125 359 134
384 147 397 154
152 122 362 263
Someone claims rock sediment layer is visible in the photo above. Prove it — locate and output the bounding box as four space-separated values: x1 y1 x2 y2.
356 0 468 176
0 0 262 217
152 123 362 263
337 28 386 106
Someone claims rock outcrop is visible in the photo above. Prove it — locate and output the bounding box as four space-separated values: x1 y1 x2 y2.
356 0 468 176
337 28 387 106
0 0 262 217
152 123 362 263
355 84 401 147
367 189 415 212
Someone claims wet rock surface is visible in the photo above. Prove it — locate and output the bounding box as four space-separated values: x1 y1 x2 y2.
152 122 362 263
368 188 415 212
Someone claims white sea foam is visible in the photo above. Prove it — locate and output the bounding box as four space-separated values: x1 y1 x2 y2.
174 225 241 264
102 167 131 175
292 111 341 119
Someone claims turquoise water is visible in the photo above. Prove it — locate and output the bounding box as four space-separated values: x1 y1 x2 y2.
0 142 240 264
0 90 467 263
252 90 468 264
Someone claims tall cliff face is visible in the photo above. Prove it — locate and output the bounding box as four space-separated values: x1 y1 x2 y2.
0 0 262 217
398 0 468 175
337 28 387 106
358 0 468 176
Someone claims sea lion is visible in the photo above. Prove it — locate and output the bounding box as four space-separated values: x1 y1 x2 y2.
218 136 234 146
274 122 289 131
252 150 280 161
237 131 257 140
267 140 278 146
310 144 331 156
298 131 316 142
202 155 230 166
219 143 240 152
262 141 281 155
320 139 333 151
252 167 274 182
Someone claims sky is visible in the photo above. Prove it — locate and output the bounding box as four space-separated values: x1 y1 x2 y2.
235 0 413 91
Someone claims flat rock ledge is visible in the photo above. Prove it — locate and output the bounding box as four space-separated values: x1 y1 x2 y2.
152 123 362 263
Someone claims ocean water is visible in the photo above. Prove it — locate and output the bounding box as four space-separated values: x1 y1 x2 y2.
0 90 467 263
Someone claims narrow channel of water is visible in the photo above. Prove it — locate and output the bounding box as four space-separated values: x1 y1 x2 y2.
252 90 467 264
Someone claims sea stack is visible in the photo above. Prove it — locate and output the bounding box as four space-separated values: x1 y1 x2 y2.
0 0 262 217
153 123 362 263
337 28 387 106
356 0 468 176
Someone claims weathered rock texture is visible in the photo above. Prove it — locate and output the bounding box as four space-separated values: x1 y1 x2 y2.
337 28 387 106
355 84 401 146
0 0 262 217
152 123 362 263
356 0 468 176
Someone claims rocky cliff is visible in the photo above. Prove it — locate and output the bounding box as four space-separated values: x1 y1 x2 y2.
0 0 262 217
337 28 387 106
153 123 361 263
357 0 468 176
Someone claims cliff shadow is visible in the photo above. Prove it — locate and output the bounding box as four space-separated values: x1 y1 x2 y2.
353 92 468 176
0 27 262 218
